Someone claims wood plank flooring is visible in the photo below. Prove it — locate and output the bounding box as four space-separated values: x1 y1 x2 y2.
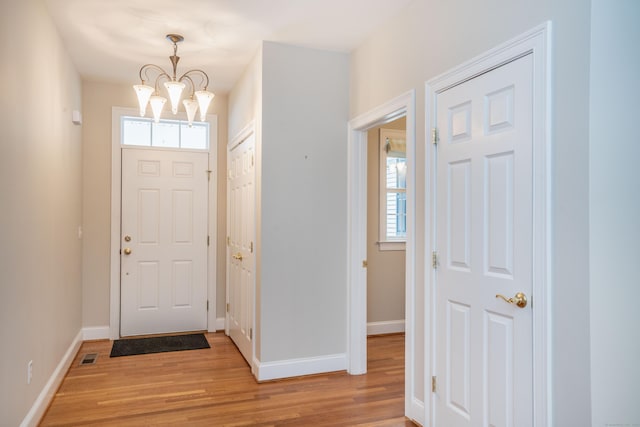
40 333 415 426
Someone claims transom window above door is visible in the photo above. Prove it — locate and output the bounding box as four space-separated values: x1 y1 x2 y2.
121 116 209 150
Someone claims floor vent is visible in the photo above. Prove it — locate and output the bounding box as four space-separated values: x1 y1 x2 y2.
80 353 98 365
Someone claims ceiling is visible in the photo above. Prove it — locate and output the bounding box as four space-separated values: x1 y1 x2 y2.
44 0 413 94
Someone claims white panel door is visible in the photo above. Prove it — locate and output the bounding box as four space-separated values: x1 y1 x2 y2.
434 55 533 427
227 134 255 365
121 148 208 337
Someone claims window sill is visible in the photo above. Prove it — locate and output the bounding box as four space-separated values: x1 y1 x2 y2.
377 241 406 251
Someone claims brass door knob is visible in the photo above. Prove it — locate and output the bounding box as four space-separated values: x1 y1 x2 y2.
496 292 527 308
232 252 243 261
123 248 132 255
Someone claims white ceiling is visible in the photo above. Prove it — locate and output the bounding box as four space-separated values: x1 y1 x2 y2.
44 0 413 94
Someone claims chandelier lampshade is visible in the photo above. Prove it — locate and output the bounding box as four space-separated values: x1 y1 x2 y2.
183 98 199 125
134 84 154 116
195 90 215 121
133 34 214 126
164 81 186 114
149 95 167 123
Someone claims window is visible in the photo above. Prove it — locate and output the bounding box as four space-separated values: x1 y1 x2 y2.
379 128 407 251
121 116 209 150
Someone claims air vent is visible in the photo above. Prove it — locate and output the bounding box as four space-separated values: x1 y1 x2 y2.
80 353 98 365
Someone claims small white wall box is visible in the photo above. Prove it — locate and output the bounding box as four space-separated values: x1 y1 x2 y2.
72 110 82 125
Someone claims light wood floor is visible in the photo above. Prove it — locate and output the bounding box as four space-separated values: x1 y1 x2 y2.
40 333 415 426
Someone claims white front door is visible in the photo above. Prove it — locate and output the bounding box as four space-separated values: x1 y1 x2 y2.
120 148 209 337
227 133 255 365
434 54 534 426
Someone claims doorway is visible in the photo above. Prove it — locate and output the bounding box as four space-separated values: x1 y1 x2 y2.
366 120 407 336
425 23 551 426
120 148 209 336
109 107 218 339
226 124 256 370
347 90 419 422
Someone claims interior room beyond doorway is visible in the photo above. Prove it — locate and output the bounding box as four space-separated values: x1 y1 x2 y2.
366 117 407 338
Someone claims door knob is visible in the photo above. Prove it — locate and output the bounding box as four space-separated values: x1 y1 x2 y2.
123 248 132 255
495 292 527 308
232 252 243 261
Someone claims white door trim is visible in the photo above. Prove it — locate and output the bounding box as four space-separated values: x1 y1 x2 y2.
424 22 552 426
109 107 218 339
347 90 420 423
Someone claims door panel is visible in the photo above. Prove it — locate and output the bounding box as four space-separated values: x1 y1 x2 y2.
435 54 533 427
227 134 255 366
121 148 208 336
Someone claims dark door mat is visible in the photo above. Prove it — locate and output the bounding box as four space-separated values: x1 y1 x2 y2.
110 333 210 357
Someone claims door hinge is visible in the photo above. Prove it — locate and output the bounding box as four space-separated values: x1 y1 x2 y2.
250 241 253 253
227 236 230 246
249 328 253 340
432 128 439 146
362 260 368 268
206 169 212 181
432 251 439 269
207 235 210 246
207 300 209 311
226 303 229 313
432 376 437 392
251 154 254 167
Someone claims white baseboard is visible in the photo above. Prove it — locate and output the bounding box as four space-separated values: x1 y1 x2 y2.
407 397 425 426
215 317 225 331
20 330 83 427
255 353 347 382
82 326 110 341
367 319 405 336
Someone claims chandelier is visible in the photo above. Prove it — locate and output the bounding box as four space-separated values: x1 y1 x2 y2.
133 34 214 125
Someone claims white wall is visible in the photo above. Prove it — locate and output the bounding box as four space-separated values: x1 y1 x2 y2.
0 0 83 424
260 42 349 362
589 1 640 426
350 0 592 422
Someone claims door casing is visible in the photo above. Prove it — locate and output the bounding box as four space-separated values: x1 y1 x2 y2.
109 107 218 339
425 22 552 426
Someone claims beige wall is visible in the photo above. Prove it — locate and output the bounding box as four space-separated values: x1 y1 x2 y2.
81 81 229 327
351 0 592 421
0 0 83 424
228 47 264 356
367 119 406 324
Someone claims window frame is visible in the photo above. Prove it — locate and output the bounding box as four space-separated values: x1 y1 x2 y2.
120 115 210 151
378 128 407 251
